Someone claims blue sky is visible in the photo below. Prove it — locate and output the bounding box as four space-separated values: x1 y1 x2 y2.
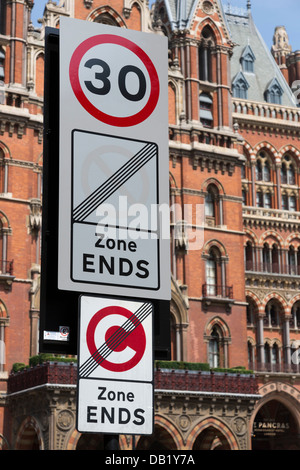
31 0 300 50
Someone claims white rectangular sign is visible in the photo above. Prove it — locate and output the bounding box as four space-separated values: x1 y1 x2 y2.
77 295 153 435
58 17 170 300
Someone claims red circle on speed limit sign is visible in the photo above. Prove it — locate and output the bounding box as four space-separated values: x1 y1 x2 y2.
86 305 146 372
69 34 160 127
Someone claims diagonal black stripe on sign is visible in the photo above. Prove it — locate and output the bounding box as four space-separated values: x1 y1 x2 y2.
73 143 156 222
79 303 152 378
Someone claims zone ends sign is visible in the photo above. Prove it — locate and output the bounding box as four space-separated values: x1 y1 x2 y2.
58 17 170 301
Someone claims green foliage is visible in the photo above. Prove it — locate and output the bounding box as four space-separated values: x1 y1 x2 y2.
29 354 77 366
155 361 210 371
12 363 27 373
155 361 253 374
12 354 77 372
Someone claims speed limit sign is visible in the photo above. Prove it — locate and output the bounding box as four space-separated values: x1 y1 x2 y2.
69 34 160 127
58 17 170 302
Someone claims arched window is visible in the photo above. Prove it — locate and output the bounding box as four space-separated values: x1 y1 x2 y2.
263 161 270 182
264 300 281 327
242 189 247 205
281 155 296 185
199 26 215 83
170 314 177 360
264 191 272 208
272 344 280 364
205 184 221 225
263 342 280 370
291 301 300 329
0 300 8 372
245 241 254 271
205 186 215 217
206 249 218 296
0 47 4 82
256 153 271 182
262 243 270 271
255 160 262 181
0 148 5 193
205 247 223 296
288 246 300 275
281 161 287 183
248 340 255 368
282 192 296 211
209 326 220 368
264 343 271 364
262 243 279 273
288 166 295 185
246 297 258 326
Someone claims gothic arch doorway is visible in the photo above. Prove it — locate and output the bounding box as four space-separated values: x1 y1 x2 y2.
252 399 300 450
136 424 177 450
14 417 42 450
192 426 231 450
75 433 104 450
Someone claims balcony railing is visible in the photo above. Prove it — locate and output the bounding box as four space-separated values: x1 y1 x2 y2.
233 99 300 126
7 362 259 396
202 283 233 299
243 206 300 225
245 260 300 276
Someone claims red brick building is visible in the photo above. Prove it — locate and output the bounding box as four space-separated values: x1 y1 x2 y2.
0 0 299 450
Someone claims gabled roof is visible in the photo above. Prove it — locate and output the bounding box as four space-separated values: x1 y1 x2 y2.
163 0 225 32
224 5 297 106
163 0 198 31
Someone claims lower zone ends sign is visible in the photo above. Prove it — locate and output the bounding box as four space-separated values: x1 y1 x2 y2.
76 295 154 435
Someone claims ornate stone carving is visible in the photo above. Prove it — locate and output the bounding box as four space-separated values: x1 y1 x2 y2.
202 1 214 15
57 409 74 431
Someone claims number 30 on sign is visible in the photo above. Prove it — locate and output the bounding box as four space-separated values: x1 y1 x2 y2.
69 34 160 127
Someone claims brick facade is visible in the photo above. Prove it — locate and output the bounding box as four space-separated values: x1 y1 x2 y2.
0 0 299 450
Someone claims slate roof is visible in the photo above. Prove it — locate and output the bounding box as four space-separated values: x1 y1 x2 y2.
163 0 297 107
224 6 297 106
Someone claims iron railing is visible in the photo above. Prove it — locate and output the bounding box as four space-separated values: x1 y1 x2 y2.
202 283 233 299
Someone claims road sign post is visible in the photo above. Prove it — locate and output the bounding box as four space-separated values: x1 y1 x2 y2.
57 17 170 439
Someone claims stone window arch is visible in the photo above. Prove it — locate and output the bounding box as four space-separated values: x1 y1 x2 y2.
281 154 296 185
256 151 271 182
205 318 230 368
198 25 215 83
204 183 223 226
264 299 284 328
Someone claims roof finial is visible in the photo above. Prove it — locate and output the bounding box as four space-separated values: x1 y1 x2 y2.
247 0 251 10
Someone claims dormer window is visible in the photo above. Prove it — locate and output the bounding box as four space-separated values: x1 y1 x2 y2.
265 78 283 105
240 45 255 73
232 72 249 99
